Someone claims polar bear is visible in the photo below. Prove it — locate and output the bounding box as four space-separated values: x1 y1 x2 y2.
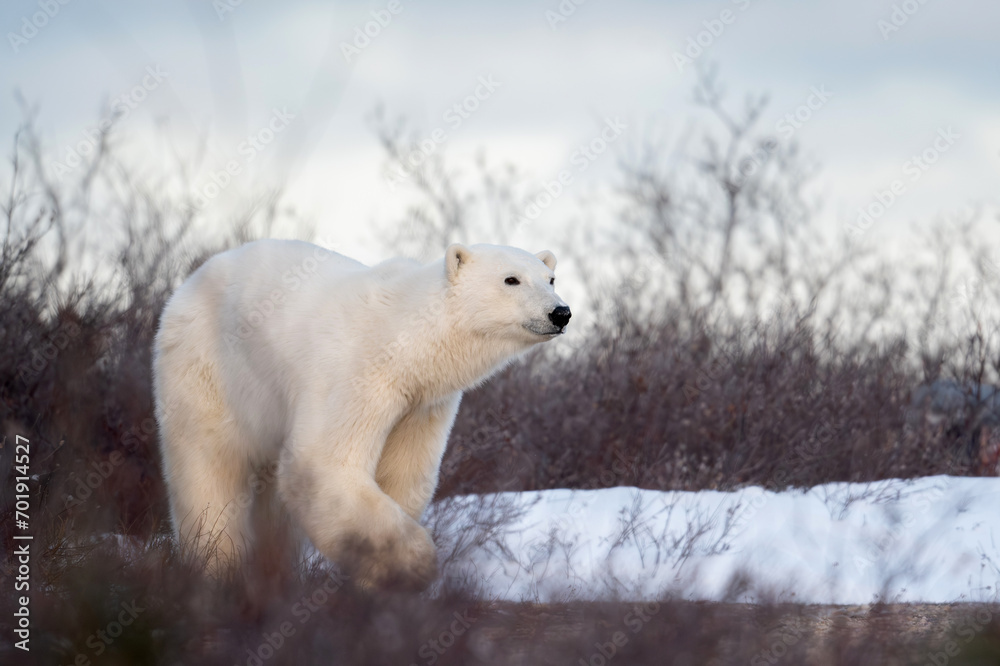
152 240 570 588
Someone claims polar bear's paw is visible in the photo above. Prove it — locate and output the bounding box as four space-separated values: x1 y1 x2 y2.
344 523 438 592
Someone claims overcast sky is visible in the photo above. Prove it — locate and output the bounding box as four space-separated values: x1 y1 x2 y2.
2 0 998 264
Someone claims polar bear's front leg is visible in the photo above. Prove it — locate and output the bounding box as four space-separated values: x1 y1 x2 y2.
279 418 438 590
376 394 462 520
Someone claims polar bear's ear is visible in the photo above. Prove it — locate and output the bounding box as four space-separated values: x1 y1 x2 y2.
446 243 472 283
535 250 557 271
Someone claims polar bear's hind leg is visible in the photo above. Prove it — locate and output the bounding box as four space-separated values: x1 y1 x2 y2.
156 346 255 571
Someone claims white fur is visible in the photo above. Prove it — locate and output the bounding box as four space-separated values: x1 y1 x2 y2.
152 240 568 587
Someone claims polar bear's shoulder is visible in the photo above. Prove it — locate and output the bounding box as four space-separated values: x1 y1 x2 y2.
372 256 421 274
210 239 368 281
239 238 357 264
367 257 427 285
355 257 441 304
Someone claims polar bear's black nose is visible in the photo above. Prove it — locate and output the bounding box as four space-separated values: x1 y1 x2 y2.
549 306 572 328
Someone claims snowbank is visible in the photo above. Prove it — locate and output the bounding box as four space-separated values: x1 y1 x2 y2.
429 476 1000 604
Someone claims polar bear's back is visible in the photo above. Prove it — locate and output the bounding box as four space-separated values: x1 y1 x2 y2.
220 238 364 282
158 240 358 340
154 240 371 436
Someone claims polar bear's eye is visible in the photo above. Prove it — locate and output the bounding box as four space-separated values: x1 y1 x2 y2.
504 277 520 286
549 277 555 285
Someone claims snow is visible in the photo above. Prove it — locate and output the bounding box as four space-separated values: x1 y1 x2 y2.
428 476 1000 605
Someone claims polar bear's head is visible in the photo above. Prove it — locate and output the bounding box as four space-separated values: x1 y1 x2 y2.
445 243 571 345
